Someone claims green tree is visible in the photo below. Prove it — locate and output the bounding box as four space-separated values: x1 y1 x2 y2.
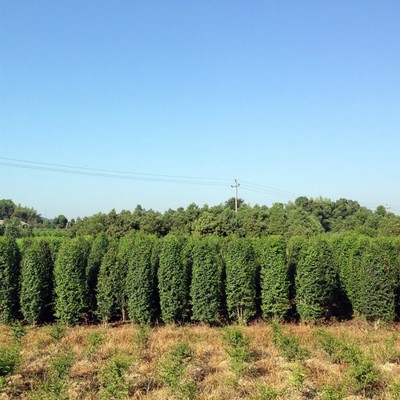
295 236 337 322
54 238 90 324
20 239 54 324
190 237 224 324
124 233 158 324
96 239 127 323
53 214 68 229
259 236 290 320
86 233 109 319
0 237 20 322
0 199 16 220
158 235 190 323
224 237 257 323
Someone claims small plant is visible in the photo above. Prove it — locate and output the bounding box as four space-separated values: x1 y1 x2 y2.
291 364 306 391
47 323 67 341
159 343 196 400
133 324 151 356
272 321 308 362
383 333 400 363
251 383 280 400
0 345 20 377
320 386 344 400
223 326 252 377
39 349 74 398
347 358 382 397
315 329 360 364
87 330 105 355
100 355 132 400
8 322 26 343
389 381 400 400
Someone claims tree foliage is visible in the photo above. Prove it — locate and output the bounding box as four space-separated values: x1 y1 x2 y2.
54 238 90 324
0 237 20 322
259 236 290 320
96 239 127 323
224 237 257 323
125 233 158 324
86 233 110 319
158 235 190 323
295 236 337 322
190 237 224 324
20 239 54 324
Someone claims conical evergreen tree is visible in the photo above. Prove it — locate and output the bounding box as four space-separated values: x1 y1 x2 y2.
158 235 190 323
54 238 90 324
224 237 257 323
0 237 20 323
20 239 54 324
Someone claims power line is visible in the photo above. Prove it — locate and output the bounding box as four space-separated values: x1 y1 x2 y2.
0 159 229 187
0 156 230 182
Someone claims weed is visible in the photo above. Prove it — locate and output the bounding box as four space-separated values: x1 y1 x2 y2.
159 343 196 400
272 321 308 362
100 355 132 400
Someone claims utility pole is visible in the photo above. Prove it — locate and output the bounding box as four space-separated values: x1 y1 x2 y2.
231 179 240 212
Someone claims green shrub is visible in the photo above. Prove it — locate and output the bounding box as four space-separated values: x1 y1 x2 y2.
0 237 20 322
190 237 223 324
224 237 257 323
158 235 190 323
259 236 290 321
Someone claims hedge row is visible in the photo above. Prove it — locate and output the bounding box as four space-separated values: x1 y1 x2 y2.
1 233 399 325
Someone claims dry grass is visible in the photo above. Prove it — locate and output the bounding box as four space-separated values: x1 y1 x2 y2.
0 320 399 399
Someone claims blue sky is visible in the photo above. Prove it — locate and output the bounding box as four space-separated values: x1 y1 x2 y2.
1 1 399 219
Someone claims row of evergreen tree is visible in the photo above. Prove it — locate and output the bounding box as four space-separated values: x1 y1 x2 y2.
0 233 399 325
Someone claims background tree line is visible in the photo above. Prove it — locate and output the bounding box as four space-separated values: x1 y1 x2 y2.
0 232 399 326
2 196 400 239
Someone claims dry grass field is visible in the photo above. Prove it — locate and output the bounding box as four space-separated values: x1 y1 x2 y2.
1 320 400 399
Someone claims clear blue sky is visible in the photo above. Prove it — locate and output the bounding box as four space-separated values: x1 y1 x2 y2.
1 1 399 219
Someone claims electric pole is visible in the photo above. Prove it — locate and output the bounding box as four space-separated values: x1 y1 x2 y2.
231 179 240 212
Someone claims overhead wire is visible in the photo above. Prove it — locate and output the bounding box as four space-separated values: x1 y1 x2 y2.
0 159 229 187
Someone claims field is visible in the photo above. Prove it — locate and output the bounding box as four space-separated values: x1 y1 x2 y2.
1 320 400 399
